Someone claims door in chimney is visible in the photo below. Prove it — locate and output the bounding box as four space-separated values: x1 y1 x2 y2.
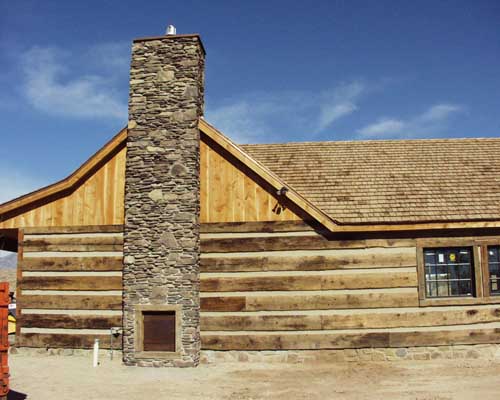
142 311 176 352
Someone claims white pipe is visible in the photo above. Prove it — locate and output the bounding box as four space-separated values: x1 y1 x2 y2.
93 338 99 367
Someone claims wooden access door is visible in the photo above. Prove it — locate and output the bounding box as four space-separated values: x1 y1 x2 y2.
142 311 176 352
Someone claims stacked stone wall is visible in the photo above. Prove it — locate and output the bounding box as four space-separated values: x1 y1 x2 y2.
123 35 205 367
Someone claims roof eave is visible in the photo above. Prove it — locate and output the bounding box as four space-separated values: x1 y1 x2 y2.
332 219 500 232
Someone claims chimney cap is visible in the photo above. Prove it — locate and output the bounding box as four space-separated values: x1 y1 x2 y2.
166 25 177 35
133 33 206 55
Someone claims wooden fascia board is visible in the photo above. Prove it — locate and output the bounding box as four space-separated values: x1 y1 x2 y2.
198 118 339 231
333 220 500 232
0 127 127 216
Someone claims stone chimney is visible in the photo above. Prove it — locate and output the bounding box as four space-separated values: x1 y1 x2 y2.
123 32 205 367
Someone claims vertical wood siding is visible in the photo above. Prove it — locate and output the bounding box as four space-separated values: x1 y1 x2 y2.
200 135 302 223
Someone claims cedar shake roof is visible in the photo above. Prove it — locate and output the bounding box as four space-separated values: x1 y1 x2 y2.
241 137 500 224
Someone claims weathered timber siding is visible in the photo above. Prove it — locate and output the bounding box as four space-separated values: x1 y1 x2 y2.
199 222 500 351
17 226 123 349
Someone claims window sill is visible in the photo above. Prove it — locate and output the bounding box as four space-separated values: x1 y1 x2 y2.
420 296 500 307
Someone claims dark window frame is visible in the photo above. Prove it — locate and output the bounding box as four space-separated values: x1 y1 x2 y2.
485 245 500 296
478 239 500 298
417 239 484 306
423 246 475 298
417 238 500 306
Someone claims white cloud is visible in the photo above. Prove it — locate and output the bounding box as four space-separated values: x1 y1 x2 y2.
358 103 464 139
207 81 367 143
317 81 365 131
318 103 357 130
206 101 269 143
358 118 405 136
20 46 127 120
419 103 462 122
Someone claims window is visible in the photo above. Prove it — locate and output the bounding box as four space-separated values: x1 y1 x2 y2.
417 238 500 305
424 247 474 298
487 246 500 296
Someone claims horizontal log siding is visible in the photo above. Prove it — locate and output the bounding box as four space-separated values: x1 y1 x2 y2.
201 306 500 331
199 225 500 350
19 223 500 351
201 249 416 273
201 270 417 292
201 235 416 253
21 314 122 329
201 324 500 350
21 256 123 272
17 333 119 349
18 226 124 349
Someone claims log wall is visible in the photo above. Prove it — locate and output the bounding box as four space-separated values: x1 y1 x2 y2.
17 226 123 349
199 222 500 351
15 222 500 352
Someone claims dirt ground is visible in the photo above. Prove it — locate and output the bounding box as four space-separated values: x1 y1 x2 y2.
7 354 500 400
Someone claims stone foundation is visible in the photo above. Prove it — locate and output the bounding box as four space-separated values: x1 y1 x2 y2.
12 345 500 363
200 344 500 364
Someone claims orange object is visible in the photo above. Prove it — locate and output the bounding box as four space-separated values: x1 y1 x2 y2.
0 283 9 398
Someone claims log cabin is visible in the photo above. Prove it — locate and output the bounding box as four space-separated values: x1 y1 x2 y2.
1 31 500 367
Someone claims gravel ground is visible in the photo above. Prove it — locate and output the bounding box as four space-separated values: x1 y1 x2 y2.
7 354 500 399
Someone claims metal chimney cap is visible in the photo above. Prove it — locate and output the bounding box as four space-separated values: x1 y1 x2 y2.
166 25 177 35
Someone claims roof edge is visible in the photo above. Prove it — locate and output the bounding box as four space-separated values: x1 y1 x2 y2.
333 219 500 232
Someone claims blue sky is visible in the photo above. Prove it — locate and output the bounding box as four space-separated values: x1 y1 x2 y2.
0 0 499 204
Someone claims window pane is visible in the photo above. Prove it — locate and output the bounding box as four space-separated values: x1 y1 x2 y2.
488 247 499 263
491 279 499 294
423 247 474 298
458 250 470 264
426 281 437 297
458 264 471 280
456 280 471 296
424 252 436 265
488 246 500 295
437 264 448 279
